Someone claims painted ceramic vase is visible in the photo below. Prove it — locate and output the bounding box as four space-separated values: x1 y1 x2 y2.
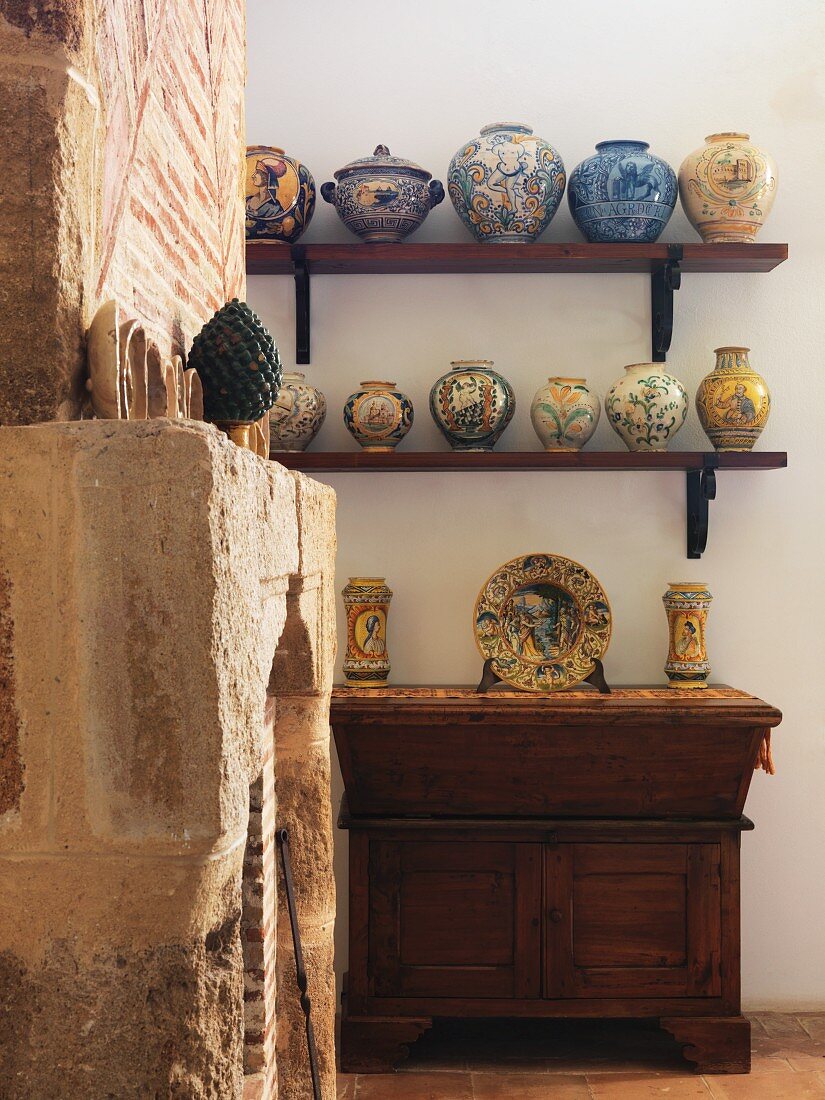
429 361 515 451
321 145 444 243
245 146 315 243
448 123 566 243
568 140 677 243
344 381 413 451
696 347 770 452
679 133 777 244
530 377 601 451
268 371 327 452
342 577 392 686
663 582 712 689
605 363 688 452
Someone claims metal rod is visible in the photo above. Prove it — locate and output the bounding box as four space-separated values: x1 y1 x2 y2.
278 827 322 1100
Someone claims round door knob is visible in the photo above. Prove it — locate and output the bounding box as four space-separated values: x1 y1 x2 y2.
549 908 564 923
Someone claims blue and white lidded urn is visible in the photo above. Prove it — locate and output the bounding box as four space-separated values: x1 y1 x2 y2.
568 140 677 243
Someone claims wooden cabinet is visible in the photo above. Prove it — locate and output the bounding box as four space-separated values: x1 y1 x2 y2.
333 687 782 1075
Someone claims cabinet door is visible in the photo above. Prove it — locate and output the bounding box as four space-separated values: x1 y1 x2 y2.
545 843 721 999
369 840 542 999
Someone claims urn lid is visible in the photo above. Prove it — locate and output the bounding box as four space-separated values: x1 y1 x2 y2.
333 144 432 180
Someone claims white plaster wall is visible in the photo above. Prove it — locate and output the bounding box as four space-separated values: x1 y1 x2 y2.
246 0 825 1008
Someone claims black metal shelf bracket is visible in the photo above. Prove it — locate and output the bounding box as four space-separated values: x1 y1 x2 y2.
292 244 311 364
651 244 683 362
686 454 719 559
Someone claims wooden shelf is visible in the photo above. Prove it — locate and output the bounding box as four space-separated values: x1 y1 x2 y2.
271 450 787 559
271 450 787 473
246 241 788 365
247 241 788 276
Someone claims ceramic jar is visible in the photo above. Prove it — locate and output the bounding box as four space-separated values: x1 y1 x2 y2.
268 371 326 452
429 361 515 451
321 145 443 243
663 582 712 689
568 140 677 243
342 577 392 686
679 133 777 243
447 123 566 243
605 363 688 452
344 381 413 451
530 377 601 451
695 347 770 452
245 146 315 243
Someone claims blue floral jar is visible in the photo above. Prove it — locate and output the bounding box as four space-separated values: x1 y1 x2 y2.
567 140 677 243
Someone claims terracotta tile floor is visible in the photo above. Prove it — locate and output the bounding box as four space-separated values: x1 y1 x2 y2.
338 1014 825 1098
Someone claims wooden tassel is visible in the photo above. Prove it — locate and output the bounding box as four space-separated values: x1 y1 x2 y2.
755 730 775 775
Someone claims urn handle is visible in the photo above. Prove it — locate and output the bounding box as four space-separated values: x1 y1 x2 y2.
320 181 336 204
428 179 445 208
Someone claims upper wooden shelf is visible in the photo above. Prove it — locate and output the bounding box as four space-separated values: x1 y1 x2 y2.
246 241 788 276
271 450 787 473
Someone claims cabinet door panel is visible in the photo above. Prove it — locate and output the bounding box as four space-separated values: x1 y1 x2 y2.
370 840 541 999
545 843 721 999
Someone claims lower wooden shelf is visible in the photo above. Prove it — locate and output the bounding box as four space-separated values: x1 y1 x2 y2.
271 450 787 558
270 449 787 472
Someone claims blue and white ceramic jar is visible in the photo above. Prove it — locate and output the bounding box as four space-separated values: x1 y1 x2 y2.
344 381 413 451
568 141 677 243
429 361 515 451
448 123 566 243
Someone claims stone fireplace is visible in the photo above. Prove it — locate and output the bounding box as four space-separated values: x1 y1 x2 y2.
0 2 337 1097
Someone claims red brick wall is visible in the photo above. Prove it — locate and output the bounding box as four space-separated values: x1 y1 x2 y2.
243 697 278 1098
95 0 246 359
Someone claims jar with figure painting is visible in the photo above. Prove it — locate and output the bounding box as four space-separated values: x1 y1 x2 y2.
245 146 315 243
663 582 712 689
342 577 392 686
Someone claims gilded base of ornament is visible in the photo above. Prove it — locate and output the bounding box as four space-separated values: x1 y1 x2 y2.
213 420 254 450
666 678 709 690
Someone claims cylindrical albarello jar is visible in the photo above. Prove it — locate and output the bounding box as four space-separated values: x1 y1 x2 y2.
342 577 393 686
663 582 712 689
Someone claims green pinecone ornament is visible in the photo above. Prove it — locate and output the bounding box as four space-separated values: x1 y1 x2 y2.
188 299 282 423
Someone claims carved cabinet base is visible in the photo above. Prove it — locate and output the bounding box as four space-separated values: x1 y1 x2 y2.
661 1016 752 1074
333 687 781 1076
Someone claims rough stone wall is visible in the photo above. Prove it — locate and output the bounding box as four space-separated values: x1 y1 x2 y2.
0 0 246 425
0 420 336 1099
272 477 339 1100
242 474 339 1100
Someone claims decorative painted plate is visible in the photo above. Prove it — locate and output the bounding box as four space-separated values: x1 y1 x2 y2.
474 554 612 692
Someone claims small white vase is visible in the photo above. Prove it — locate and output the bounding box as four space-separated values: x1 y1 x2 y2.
268 371 326 452
530 377 600 451
605 363 688 452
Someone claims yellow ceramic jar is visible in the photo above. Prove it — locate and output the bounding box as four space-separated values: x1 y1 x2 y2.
678 133 777 243
342 577 392 686
695 347 770 452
